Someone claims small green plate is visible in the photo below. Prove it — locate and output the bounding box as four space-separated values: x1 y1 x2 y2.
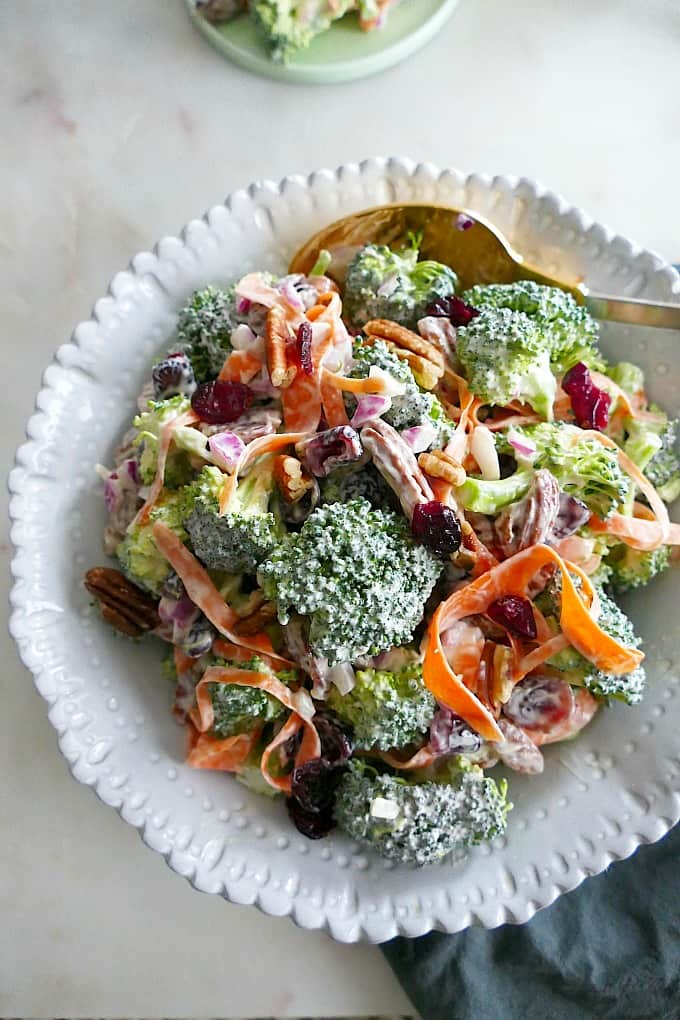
185 0 460 84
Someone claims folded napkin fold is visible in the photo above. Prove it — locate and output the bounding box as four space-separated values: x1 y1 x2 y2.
382 265 680 1020
382 823 679 1020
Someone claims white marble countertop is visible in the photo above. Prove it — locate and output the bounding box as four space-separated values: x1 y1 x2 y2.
2 1 679 1016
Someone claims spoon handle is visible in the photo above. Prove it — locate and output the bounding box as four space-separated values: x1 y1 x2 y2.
584 292 680 330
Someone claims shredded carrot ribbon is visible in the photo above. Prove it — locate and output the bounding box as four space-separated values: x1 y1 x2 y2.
187 728 258 772
189 664 320 791
133 409 199 526
584 430 679 550
424 544 643 742
152 521 293 667
217 431 308 514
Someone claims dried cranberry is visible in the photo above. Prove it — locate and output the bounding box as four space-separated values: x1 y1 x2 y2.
562 362 611 431
152 352 196 400
190 380 252 424
411 500 462 555
290 758 344 814
296 321 314 376
487 595 537 640
286 796 336 839
430 706 482 755
425 295 480 327
297 426 363 478
314 712 353 766
551 492 590 541
504 675 574 731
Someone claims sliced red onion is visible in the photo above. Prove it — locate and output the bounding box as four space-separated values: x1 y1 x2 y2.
158 593 197 630
400 423 439 453
180 619 215 658
103 473 119 512
296 426 363 478
456 213 475 231
350 394 393 428
208 430 246 471
124 458 141 487
236 297 251 315
327 662 355 696
507 428 537 460
279 278 306 313
551 492 590 540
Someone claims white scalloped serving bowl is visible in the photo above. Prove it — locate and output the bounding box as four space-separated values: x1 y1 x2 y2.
9 158 680 943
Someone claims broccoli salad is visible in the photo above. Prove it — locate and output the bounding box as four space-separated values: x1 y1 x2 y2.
86 236 680 866
195 0 403 63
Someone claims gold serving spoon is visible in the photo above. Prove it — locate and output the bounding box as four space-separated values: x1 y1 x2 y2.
289 204 680 330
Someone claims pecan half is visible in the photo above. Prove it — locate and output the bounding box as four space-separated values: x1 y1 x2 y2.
84 567 159 637
233 600 278 636
361 418 433 520
494 469 560 558
265 306 296 389
364 319 445 368
418 448 466 487
274 454 317 503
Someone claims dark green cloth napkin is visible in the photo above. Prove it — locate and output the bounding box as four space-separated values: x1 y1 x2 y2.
382 824 680 1020
382 264 680 1020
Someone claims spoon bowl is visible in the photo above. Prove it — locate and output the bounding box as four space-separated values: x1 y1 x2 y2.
290 203 680 329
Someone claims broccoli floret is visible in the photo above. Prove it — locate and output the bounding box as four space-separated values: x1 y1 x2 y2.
607 361 645 397
258 500 442 666
498 422 630 519
604 544 671 592
455 468 533 515
350 340 454 448
644 414 680 503
455 307 556 419
251 0 355 62
176 285 245 382
549 588 646 704
116 486 194 594
334 761 509 865
133 396 196 487
326 662 435 751
209 656 285 737
463 280 603 375
320 462 394 509
186 462 282 574
344 243 457 331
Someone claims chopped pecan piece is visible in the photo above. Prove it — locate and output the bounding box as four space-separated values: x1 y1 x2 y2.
418 448 466 487
361 418 433 520
233 601 278 636
84 567 159 637
363 319 445 368
494 469 560 558
274 454 317 503
265 306 296 389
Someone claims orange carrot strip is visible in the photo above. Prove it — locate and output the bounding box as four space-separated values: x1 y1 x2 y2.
218 431 309 513
191 665 313 733
133 409 199 526
190 664 320 792
152 521 291 666
218 349 263 383
187 729 258 772
424 544 643 741
378 747 437 771
259 715 303 793
321 369 395 395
